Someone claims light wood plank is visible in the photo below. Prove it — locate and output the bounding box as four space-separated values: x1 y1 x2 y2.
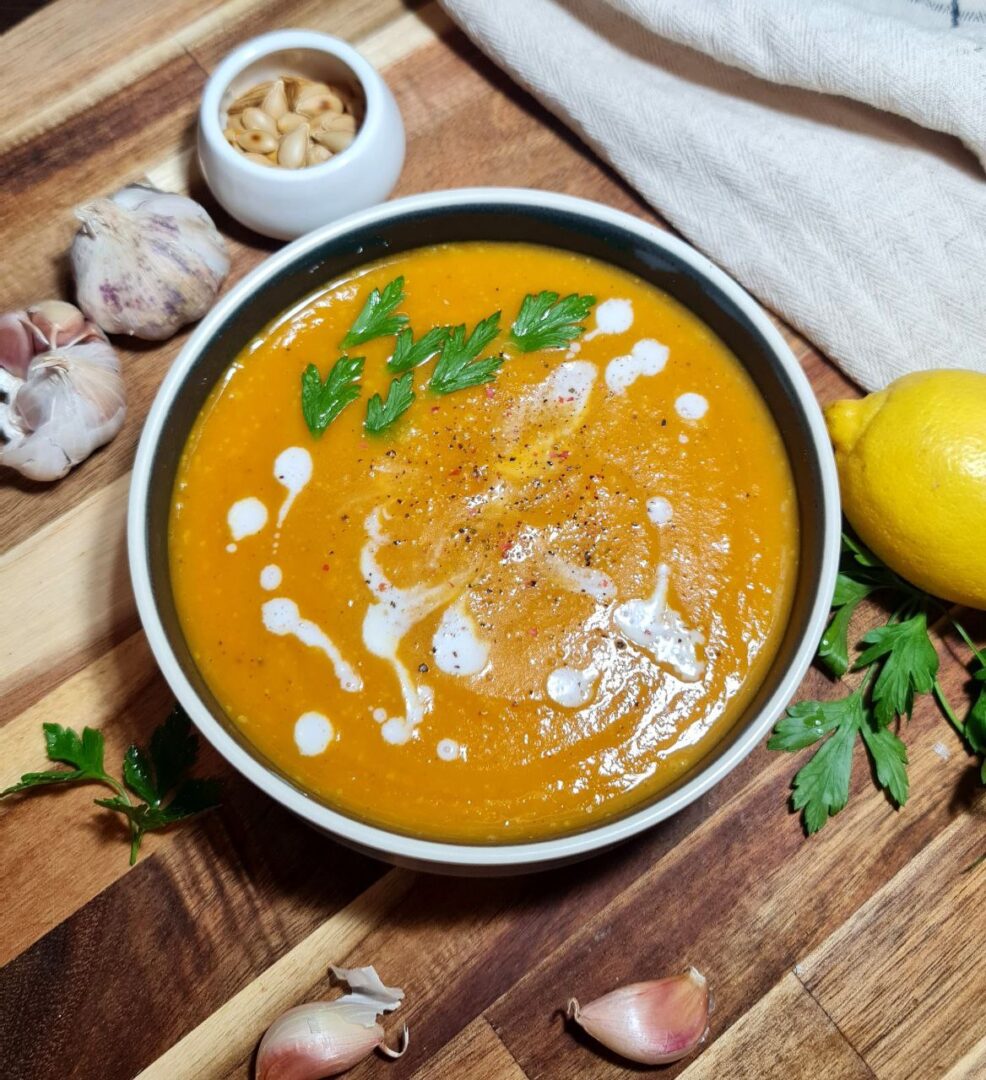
680 973 872 1079
798 813 986 1078
136 869 413 1080
0 474 135 721
411 1017 528 1080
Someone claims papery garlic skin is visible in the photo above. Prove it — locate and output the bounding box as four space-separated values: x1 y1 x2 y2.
568 967 710 1066
256 965 408 1080
0 336 126 482
71 184 230 341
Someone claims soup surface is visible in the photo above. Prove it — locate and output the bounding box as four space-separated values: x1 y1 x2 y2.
170 242 798 842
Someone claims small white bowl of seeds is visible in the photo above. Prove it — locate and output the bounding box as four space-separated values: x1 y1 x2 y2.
198 29 405 240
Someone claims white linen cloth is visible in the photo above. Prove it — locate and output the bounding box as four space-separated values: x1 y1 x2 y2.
440 0 986 391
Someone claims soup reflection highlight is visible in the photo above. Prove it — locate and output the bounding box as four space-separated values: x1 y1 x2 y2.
169 242 797 842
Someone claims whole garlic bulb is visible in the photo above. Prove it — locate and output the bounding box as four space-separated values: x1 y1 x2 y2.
0 302 126 482
71 184 230 340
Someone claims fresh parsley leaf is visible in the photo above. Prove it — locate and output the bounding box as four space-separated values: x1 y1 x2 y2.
0 724 108 796
301 355 365 437
96 779 221 860
773 691 864 833
430 313 503 395
365 372 415 434
965 669 986 756
832 573 873 609
509 291 596 352
860 717 909 807
855 614 939 726
0 707 220 865
388 326 449 373
767 697 849 751
791 699 862 834
819 602 861 678
341 276 408 348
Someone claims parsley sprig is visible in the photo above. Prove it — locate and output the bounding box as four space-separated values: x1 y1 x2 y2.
341 276 408 348
301 355 364 437
0 706 220 864
365 372 415 434
430 313 503 394
769 531 986 834
509 291 596 352
388 326 449 373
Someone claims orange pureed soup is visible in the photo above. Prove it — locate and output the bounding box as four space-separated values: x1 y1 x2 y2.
170 242 798 842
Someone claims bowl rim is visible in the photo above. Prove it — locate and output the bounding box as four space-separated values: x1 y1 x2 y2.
199 28 383 179
128 187 841 868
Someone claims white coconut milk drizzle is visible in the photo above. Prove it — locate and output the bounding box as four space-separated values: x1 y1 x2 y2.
605 339 669 394
226 497 268 552
294 711 334 756
546 663 599 708
613 563 706 682
675 393 709 420
361 508 451 742
544 552 617 604
582 298 634 343
262 597 362 692
432 600 490 676
272 447 313 552
260 564 282 590
646 496 673 526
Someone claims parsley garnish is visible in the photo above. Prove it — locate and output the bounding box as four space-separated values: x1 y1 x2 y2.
0 705 220 864
509 291 596 352
301 354 364 437
365 372 415 434
430 312 503 394
341 276 408 348
770 531 986 833
388 326 449 373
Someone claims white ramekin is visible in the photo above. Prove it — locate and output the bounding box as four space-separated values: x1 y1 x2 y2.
197 29 405 240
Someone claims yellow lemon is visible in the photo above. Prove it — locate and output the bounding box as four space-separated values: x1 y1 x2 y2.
825 369 986 610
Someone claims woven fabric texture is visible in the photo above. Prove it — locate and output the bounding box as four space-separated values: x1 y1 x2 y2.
441 0 986 390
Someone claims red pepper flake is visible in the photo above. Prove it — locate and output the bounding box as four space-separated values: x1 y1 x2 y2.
551 450 570 460
321 563 330 572
377 582 389 593
499 537 515 557
528 627 538 637
485 386 496 399
448 467 462 477
431 405 440 413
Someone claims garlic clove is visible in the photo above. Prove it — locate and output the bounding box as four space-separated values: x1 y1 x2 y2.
256 965 408 1080
26 299 88 349
0 311 35 379
71 185 229 340
0 339 126 482
567 968 710 1066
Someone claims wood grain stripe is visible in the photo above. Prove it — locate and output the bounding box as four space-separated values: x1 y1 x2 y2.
798 811 986 1077
138 869 414 1080
409 1017 528 1080
0 474 135 722
679 974 873 1079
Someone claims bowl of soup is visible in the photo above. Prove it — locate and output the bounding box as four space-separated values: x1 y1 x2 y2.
129 188 840 873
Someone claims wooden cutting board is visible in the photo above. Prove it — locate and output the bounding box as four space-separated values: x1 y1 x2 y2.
0 2 983 1078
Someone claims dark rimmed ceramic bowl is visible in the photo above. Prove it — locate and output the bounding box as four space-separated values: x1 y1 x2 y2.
129 188 840 874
